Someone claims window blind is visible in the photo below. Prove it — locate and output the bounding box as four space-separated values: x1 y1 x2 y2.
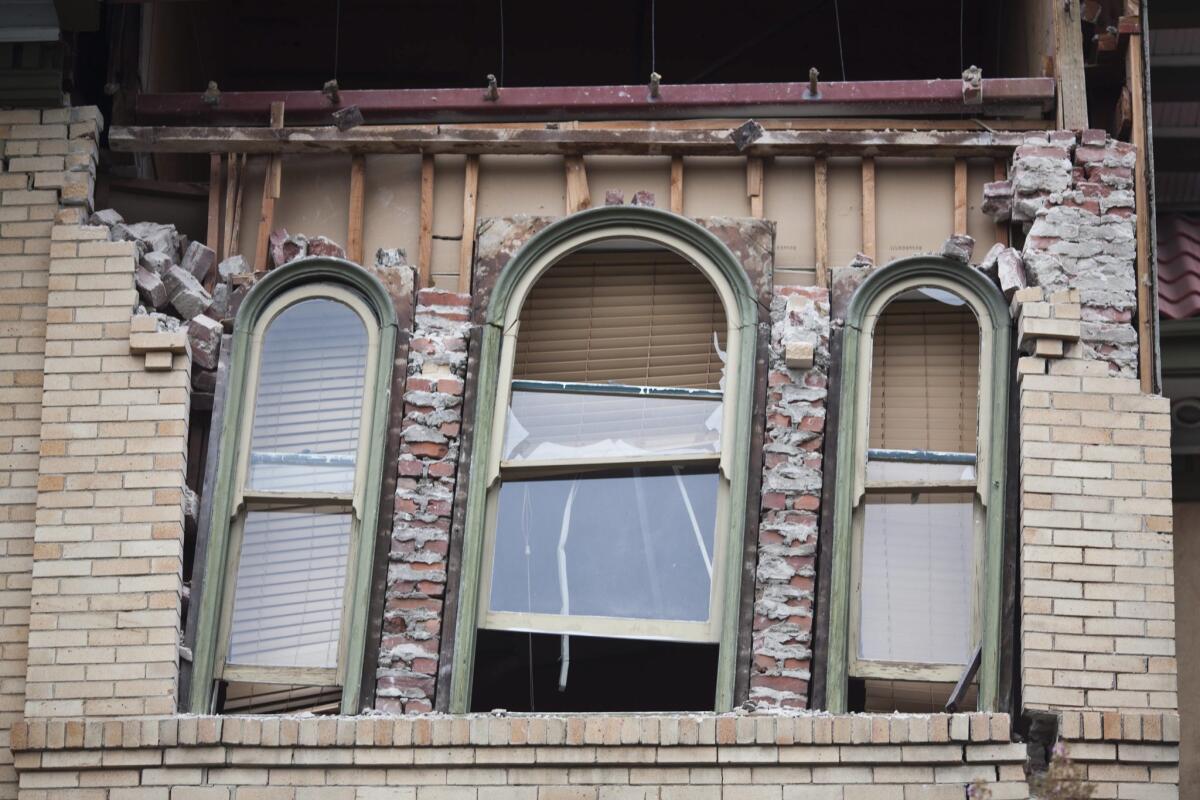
513 251 728 390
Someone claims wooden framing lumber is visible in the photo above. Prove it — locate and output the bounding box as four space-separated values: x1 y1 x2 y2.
458 155 479 294
348 154 366 264
1053 0 1089 129
564 155 590 214
746 157 764 219
1128 32 1153 392
814 157 829 288
953 158 968 236
993 160 1009 247
252 102 285 270
670 156 684 214
109 125 1032 159
222 153 239 260
861 157 876 262
206 154 221 255
417 155 434 289
230 154 247 263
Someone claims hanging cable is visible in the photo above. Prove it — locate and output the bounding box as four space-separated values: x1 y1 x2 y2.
333 0 342 80
832 0 847 80
499 0 506 86
650 0 657 76
959 0 965 76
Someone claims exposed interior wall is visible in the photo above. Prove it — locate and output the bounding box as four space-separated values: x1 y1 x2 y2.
233 153 1003 290
1176 501 1200 794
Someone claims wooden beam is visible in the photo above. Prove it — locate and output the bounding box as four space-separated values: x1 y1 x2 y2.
747 157 764 219
417 155 434 289
222 153 239 260
953 158 968 236
815 157 829 288
564 155 591 214
1053 0 1089 129
348 154 366 264
1128 33 1153 393
253 101 285 270
109 125 1032 159
993 160 1009 247
670 156 684 214
458 155 479 294
861 157 876 262
230 155 246 262
206 154 221 256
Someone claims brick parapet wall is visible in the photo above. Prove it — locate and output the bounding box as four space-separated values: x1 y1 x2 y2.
376 289 471 713
750 287 829 710
0 106 101 798
23 222 188 720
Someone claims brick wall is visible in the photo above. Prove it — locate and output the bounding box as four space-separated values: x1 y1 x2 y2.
23 222 188 719
0 107 99 798
750 287 829 710
376 289 471 712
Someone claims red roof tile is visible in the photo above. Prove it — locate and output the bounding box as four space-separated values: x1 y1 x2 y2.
1158 213 1200 320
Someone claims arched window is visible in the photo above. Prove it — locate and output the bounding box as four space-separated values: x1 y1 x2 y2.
448 208 759 713
189 259 397 715
826 257 1010 714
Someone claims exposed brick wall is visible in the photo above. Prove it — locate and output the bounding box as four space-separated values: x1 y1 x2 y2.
375 289 471 713
0 106 99 799
750 287 829 710
1016 288 1175 713
24 222 188 720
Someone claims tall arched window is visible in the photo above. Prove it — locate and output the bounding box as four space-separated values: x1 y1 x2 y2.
826 257 1010 714
448 208 760 713
190 259 397 715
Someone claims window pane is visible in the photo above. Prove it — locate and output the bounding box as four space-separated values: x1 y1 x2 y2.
858 493 974 665
865 460 976 484
248 298 368 494
868 293 980 455
228 510 351 669
489 466 718 627
504 389 722 461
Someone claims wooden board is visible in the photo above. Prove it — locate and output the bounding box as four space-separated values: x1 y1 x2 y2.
207 153 221 256
253 102 285 270
815 157 829 287
564 155 591 213
670 156 684 214
417 155 434 289
222 153 239 260
348 154 366 264
1053 0 1089 129
458 155 479 294
954 158 968 236
861 157 876 262
1128 33 1153 392
747 157 764 219
993 160 1008 247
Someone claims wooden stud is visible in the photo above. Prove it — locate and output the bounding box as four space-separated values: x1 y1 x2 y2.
417 155 434 289
670 156 684 214
746 157 764 219
1053 0 1089 129
206 154 222 256
993 160 1009 247
348 154 366 264
861 157 876 263
222 153 239 260
458 155 480 294
253 101 285 270
814 157 829 288
1129 32 1153 392
954 158 968 236
564 155 591 214
230 154 247 263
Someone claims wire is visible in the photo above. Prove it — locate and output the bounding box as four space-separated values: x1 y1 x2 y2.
650 0 657 75
832 0 847 80
333 0 342 80
499 0 506 86
959 0 965 76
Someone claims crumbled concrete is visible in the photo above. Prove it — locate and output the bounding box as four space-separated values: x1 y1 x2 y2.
88 208 123 227
162 265 213 320
217 254 247 281
186 314 223 370
134 266 167 309
181 240 217 283
978 242 1005 280
941 233 975 263
307 235 346 259
140 251 173 275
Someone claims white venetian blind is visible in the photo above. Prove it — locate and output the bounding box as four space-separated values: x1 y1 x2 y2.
513 250 728 390
867 296 980 454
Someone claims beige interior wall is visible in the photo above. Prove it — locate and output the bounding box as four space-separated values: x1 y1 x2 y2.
235 153 1000 288
1176 502 1200 798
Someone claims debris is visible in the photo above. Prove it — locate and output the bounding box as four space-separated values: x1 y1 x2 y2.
208 283 231 321
270 229 308 268
806 67 819 98
997 247 1027 299
941 234 975 263
978 242 1005 280
181 240 217 283
88 208 123 227
731 119 765 152
784 340 815 370
332 105 364 131
201 81 220 106
217 254 247 281
113 221 180 258
140 251 174 275
307 235 346 259
604 190 624 206
648 71 662 99
322 78 340 104
134 267 167 309
376 248 408 268
631 191 656 208
484 74 499 102
961 65 983 105
848 252 874 270
982 180 1014 222
163 265 214 320
187 314 223 370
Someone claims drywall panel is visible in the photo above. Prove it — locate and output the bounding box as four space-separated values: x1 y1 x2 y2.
967 158 1001 253
479 155 563 217
765 157 816 287
236 157 266 263
876 158 953 264
586 156 671 209
431 155 467 281
828 158 863 268
273 154 351 247
1176 502 1200 794
682 157 748 219
362 154 422 265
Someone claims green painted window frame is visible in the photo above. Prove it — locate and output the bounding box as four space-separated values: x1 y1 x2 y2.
447 206 761 713
188 257 398 715
824 256 1011 713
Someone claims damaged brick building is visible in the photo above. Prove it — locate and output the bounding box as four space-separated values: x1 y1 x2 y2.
0 0 1193 798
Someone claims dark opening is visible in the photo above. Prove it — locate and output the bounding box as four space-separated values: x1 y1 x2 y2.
470 630 718 712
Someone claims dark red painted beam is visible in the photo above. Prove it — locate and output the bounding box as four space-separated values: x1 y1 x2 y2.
135 78 1056 125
